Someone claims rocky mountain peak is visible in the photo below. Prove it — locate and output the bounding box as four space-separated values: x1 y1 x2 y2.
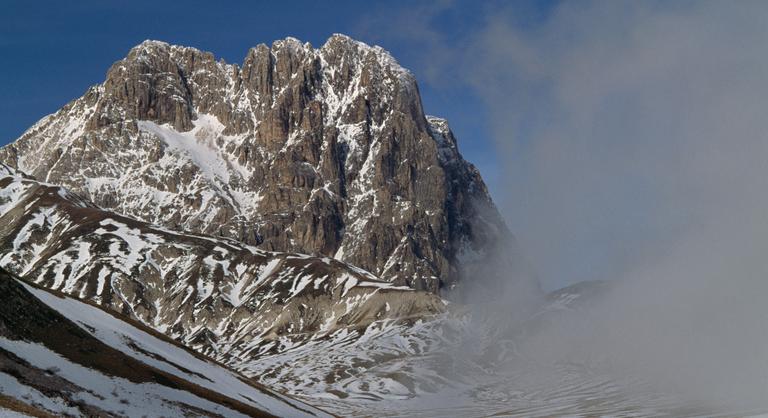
0 34 520 295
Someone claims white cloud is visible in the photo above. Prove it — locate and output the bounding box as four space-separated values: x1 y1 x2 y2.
446 1 768 289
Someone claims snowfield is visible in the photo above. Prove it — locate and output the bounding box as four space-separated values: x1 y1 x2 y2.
0 269 330 417
21 282 329 417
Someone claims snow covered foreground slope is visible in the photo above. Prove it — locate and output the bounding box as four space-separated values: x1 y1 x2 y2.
0 267 329 417
0 164 448 403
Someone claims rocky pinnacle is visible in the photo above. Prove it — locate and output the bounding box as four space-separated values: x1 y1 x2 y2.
0 35 512 294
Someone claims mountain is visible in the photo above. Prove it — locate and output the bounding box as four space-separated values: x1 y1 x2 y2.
0 35 544 415
0 35 511 294
0 164 444 376
0 267 330 417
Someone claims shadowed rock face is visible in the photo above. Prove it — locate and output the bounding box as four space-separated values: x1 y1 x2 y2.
0 35 511 294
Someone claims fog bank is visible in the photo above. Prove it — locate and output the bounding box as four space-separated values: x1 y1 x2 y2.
377 1 768 411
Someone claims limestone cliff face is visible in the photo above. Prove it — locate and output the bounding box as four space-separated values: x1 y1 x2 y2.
0 35 510 294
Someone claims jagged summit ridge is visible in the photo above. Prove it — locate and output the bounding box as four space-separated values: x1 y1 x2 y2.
1 34 512 294
111 34 416 134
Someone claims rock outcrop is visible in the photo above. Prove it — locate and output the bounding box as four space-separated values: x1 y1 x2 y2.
0 35 511 294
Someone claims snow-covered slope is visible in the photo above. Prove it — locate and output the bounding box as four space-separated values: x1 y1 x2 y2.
0 267 329 417
0 167 445 394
